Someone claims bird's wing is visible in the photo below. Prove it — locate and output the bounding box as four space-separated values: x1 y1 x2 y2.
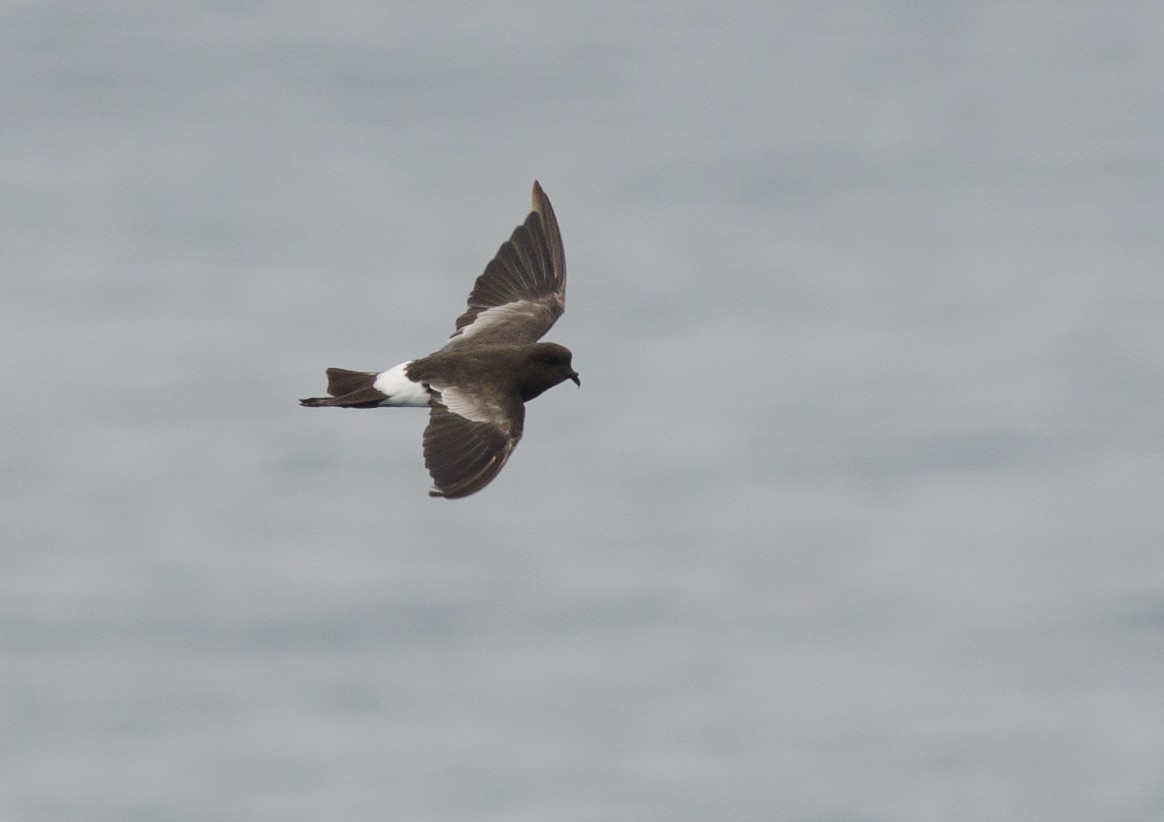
422 385 525 498
442 181 566 348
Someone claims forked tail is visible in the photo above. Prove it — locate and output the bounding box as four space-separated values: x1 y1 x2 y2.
299 368 385 408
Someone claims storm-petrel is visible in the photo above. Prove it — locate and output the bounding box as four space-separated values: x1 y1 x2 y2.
300 181 579 499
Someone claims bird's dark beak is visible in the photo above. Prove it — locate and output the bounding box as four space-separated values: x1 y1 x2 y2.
569 371 581 387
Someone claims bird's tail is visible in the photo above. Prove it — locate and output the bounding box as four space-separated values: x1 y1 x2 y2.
299 368 385 408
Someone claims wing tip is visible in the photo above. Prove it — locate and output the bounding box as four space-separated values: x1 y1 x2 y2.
529 180 564 283
426 480 485 500
531 180 551 217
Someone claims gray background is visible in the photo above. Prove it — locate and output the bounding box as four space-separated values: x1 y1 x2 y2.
2 2 1162 820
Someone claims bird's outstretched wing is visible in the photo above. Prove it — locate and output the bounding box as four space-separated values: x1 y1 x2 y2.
442 180 566 348
422 385 525 498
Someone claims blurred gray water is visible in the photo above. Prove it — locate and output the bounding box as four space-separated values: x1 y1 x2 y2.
2 2 1163 820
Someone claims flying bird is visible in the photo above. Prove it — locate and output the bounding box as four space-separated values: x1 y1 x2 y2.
300 181 579 499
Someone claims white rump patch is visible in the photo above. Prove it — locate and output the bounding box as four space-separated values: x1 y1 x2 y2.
372 361 430 407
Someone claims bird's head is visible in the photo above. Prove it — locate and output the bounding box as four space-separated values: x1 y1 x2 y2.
520 342 580 401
